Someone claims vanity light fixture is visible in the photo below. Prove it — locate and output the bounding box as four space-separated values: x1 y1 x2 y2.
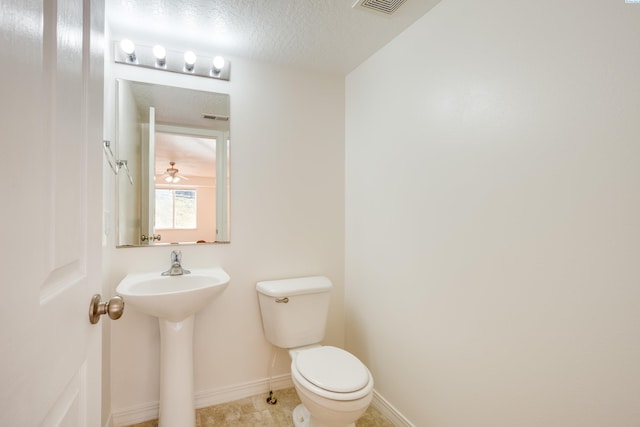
153 45 166 67
120 39 136 63
113 40 231 81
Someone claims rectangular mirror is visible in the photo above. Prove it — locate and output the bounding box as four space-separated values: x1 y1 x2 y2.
115 79 230 247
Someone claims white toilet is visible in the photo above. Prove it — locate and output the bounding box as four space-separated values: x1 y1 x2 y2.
256 276 374 427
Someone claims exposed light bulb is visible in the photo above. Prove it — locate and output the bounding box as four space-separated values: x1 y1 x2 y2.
153 45 166 67
120 39 135 54
184 51 196 72
120 39 136 62
212 56 225 73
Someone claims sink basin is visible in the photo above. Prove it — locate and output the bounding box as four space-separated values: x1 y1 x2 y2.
116 267 230 322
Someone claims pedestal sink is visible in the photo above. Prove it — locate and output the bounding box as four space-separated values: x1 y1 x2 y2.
116 268 230 427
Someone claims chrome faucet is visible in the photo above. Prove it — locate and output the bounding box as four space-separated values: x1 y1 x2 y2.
161 250 191 276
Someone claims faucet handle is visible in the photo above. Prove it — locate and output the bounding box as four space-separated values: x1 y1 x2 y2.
171 250 182 264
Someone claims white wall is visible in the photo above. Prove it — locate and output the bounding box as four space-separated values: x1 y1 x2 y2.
115 79 142 244
345 0 640 426
104 52 345 418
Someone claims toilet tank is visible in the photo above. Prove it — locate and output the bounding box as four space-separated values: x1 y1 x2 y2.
256 276 332 349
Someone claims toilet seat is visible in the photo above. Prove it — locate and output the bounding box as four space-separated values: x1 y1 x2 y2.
292 346 373 401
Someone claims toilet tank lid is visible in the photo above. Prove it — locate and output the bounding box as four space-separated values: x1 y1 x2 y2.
256 276 332 297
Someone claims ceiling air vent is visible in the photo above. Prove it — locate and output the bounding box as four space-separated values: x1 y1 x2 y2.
353 0 409 16
202 114 229 121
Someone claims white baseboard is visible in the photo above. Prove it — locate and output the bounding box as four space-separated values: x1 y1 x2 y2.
111 400 158 427
110 373 293 427
196 373 293 409
371 390 415 427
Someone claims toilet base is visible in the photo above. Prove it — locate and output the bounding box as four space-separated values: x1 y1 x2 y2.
292 404 310 427
292 403 356 427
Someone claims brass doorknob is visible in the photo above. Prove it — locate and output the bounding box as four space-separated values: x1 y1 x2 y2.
89 294 125 324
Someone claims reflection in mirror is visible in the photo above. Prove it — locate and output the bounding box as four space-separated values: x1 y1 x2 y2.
116 79 230 247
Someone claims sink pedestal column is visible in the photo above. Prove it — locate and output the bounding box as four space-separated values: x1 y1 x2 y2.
158 315 196 427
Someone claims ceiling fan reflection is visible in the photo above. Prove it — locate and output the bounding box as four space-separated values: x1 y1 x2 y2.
162 161 189 183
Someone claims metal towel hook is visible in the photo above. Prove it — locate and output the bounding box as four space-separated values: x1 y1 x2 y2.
103 140 133 185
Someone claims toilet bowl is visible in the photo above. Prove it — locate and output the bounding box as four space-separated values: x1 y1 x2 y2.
289 346 374 427
256 276 374 427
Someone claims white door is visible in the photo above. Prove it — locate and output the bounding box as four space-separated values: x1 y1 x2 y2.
216 133 230 241
0 0 104 425
141 107 156 243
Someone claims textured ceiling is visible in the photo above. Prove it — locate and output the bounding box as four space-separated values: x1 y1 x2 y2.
106 0 442 75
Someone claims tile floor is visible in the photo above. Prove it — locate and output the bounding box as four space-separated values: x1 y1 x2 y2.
125 387 394 427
